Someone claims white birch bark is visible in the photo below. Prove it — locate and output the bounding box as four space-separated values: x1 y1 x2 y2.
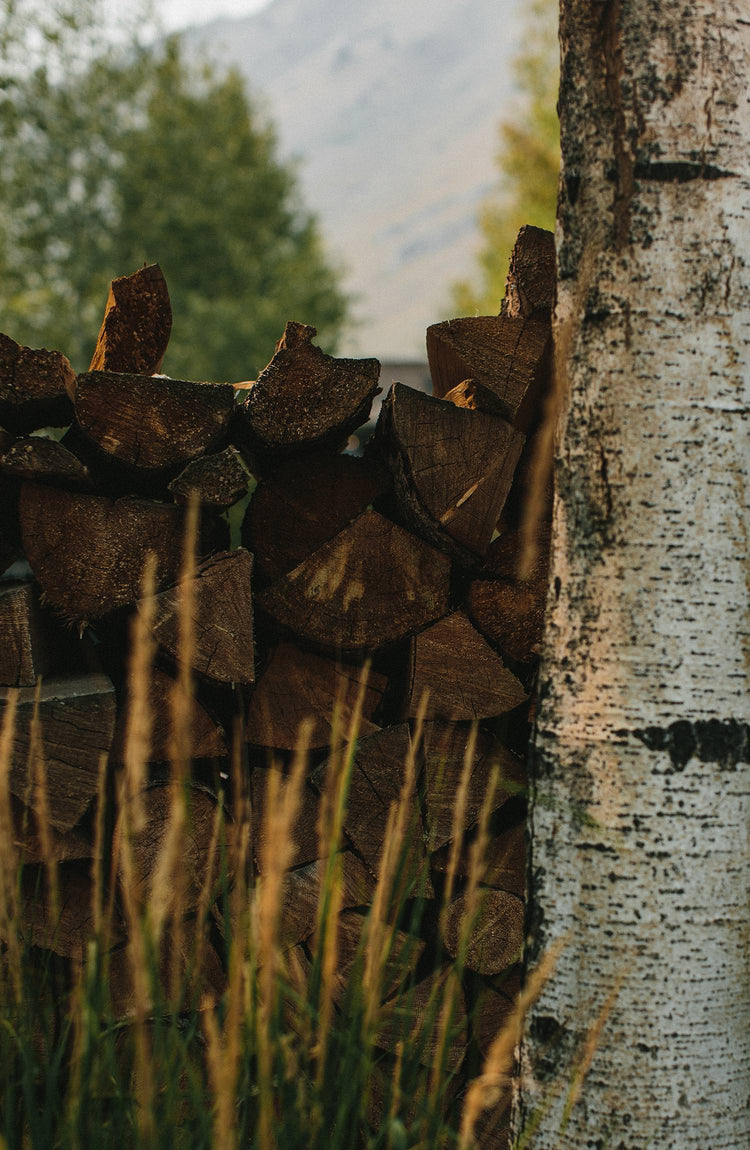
514 1 750 1145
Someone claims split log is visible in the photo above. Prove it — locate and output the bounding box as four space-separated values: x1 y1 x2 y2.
314 724 432 896
500 224 556 319
0 334 74 433
0 582 50 687
426 314 550 432
375 384 524 563
242 453 387 584
0 673 116 832
474 972 522 1059
443 888 525 975
246 642 386 751
430 821 527 898
378 966 468 1072
107 933 227 1018
276 851 375 948
11 795 95 863
73 371 235 471
0 435 91 488
257 509 451 651
407 612 527 721
239 321 380 457
17 861 123 959
19 484 185 620
421 722 526 853
168 445 249 507
328 908 427 1005
250 769 322 871
468 526 551 666
110 666 227 764
149 549 255 684
115 780 228 914
89 263 172 375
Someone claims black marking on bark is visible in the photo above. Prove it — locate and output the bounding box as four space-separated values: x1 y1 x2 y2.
599 0 633 251
634 160 736 183
528 1014 577 1084
618 720 750 771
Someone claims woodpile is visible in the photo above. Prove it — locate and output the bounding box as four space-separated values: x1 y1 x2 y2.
0 223 554 1128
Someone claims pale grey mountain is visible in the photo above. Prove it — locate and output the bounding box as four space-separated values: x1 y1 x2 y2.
185 0 525 358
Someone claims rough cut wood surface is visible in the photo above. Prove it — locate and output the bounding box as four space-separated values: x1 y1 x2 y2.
500 224 556 319
408 611 527 721
20 484 185 620
257 509 451 651
89 263 172 375
277 851 375 948
0 334 75 432
149 549 255 684
1 673 116 832
377 383 524 562
246 641 386 750
110 665 227 763
241 321 380 452
168 445 249 507
73 370 235 471
0 435 91 488
378 966 468 1072
443 888 525 975
0 581 50 687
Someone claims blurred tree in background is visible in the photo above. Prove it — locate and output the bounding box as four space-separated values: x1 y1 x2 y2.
451 0 560 315
0 1 349 379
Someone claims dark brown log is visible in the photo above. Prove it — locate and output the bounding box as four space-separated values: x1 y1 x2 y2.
242 453 387 584
257 508 451 651
250 769 322 871
0 673 116 832
408 612 527 721
240 322 380 457
17 862 123 959
246 641 386 750
0 435 91 488
11 795 95 863
110 665 227 764
330 908 427 1005
430 821 527 897
89 263 172 375
443 888 525 975
168 445 249 507
73 370 235 471
107 933 226 1018
149 549 255 685
468 526 551 666
314 723 432 896
425 314 550 432
376 384 524 563
378 966 468 1072
0 333 74 433
19 484 185 621
500 224 556 319
277 851 375 948
115 780 228 914
474 974 521 1059
421 722 527 853
0 582 50 687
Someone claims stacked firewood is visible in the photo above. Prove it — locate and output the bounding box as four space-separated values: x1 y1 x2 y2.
0 226 555 1133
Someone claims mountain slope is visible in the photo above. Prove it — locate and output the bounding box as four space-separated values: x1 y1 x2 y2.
186 0 526 357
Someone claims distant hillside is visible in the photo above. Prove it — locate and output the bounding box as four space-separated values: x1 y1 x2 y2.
186 0 526 358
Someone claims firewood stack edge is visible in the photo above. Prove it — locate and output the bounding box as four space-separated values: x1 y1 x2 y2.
0 226 555 1138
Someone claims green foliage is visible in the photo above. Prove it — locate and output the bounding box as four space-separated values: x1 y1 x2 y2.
0 3 349 379
451 0 560 315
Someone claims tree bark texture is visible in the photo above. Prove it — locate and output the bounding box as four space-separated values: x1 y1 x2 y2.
516 3 750 1147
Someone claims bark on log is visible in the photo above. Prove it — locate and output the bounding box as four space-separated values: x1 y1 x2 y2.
168 445 249 507
0 435 91 488
0 334 74 433
242 453 387 584
376 384 524 563
314 723 432 895
19 484 185 621
239 321 380 456
408 612 527 721
246 641 386 750
149 549 255 685
257 508 451 651
0 673 116 832
0 581 50 687
443 888 525 975
425 315 551 432
110 665 227 764
421 722 526 853
500 225 556 319
73 371 235 471
89 263 172 375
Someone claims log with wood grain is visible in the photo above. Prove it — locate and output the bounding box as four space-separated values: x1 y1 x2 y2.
0 231 554 1112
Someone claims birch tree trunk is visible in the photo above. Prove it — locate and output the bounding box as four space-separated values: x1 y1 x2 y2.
514 2 750 1145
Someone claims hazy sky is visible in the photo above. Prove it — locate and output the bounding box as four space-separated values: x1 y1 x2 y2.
159 0 273 32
